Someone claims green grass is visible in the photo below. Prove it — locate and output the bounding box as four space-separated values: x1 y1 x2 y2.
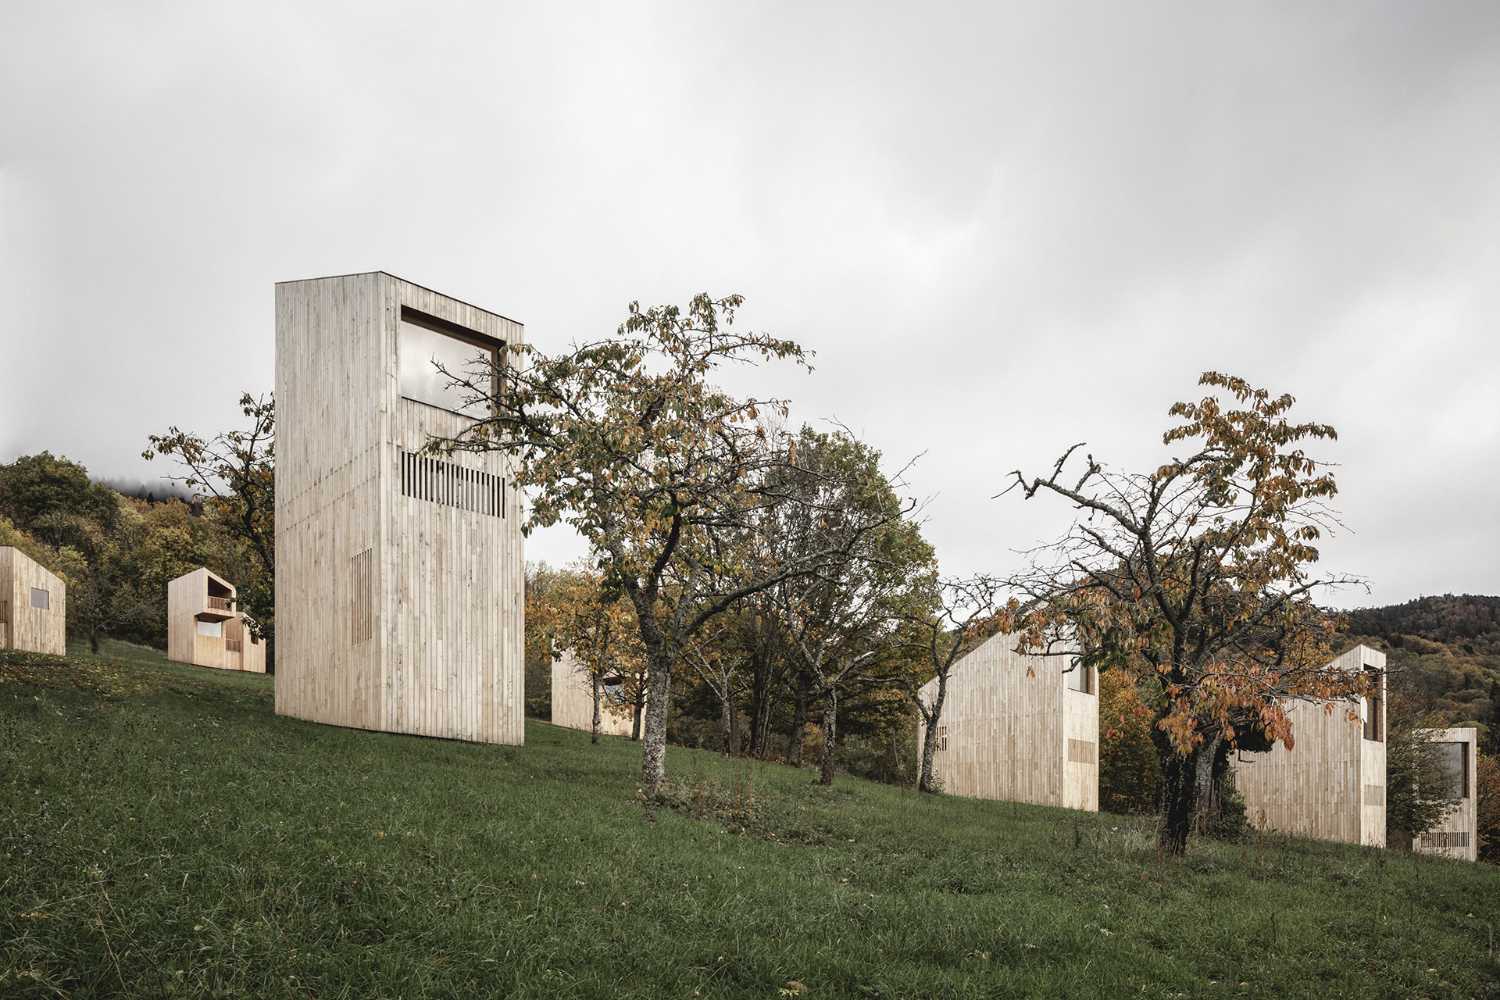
2 643 1498 999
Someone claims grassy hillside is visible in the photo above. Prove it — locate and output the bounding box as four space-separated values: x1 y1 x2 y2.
2 644 1499 999
1348 595 1500 729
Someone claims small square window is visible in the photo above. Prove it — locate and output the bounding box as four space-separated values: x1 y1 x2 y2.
30 588 49 610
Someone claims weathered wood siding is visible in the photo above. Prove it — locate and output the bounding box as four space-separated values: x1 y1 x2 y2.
916 631 1099 811
550 650 634 737
275 272 524 744
1232 645 1387 848
0 546 67 656
166 567 267 673
1414 727 1478 862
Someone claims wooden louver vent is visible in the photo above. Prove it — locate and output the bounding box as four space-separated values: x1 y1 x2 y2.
351 548 373 645
400 449 505 517
1420 831 1470 849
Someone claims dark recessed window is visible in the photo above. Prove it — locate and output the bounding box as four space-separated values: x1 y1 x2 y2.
1067 662 1094 695
1436 741 1469 799
398 309 500 419
1362 669 1384 743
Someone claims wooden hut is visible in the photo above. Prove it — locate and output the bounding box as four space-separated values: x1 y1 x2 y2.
274 272 525 744
1231 644 1387 848
0 546 66 656
1413 726 1477 862
166 567 266 673
550 649 635 737
916 631 1099 811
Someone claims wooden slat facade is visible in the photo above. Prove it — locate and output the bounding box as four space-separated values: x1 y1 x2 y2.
274 272 524 744
550 649 634 737
0 546 67 656
916 631 1099 811
1413 726 1478 862
1232 644 1388 848
166 567 267 673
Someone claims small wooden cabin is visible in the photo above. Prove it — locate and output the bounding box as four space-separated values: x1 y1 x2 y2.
1413 726 1477 862
166 567 266 673
550 649 634 737
0 546 67 656
916 631 1099 811
274 273 525 744
1231 644 1387 848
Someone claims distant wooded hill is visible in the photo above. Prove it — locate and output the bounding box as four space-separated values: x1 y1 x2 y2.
1346 594 1500 735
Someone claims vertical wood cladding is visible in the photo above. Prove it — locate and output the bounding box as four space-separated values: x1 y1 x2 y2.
275 273 524 744
0 547 67 656
916 631 1099 812
1232 645 1387 848
166 567 267 673
549 649 634 737
1412 727 1478 862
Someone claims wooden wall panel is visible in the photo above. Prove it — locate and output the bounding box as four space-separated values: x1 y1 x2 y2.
1414 727 1478 862
550 650 634 737
166 567 266 673
0 546 67 656
1232 645 1387 847
916 631 1098 812
275 273 524 745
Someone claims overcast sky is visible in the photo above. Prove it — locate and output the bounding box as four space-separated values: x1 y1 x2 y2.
2 2 1497 608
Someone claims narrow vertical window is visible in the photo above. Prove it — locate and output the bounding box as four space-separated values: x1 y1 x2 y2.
352 549 374 645
1362 668 1384 742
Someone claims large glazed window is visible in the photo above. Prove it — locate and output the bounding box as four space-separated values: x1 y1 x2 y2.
196 619 224 638
1435 741 1469 799
398 311 500 419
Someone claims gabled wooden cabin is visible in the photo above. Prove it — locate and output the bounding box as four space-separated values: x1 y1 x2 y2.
916 631 1099 811
0 546 67 656
1413 726 1477 862
274 273 525 744
1231 644 1387 848
166 567 266 673
550 649 635 737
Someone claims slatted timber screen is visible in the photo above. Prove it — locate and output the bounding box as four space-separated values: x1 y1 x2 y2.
1363 783 1385 806
351 549 373 645
399 449 505 517
1067 738 1097 764
1421 831 1471 849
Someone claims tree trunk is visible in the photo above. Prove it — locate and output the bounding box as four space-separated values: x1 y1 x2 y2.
818 686 838 786
1157 745 1201 856
89 628 101 654
639 656 673 800
719 687 733 756
631 667 646 742
590 672 601 745
1192 737 1230 834
787 673 809 767
728 689 740 755
917 675 948 793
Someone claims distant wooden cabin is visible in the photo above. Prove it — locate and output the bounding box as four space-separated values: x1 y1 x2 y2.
550 649 634 737
274 273 525 744
1413 726 1477 862
1231 644 1387 848
166 568 266 673
916 631 1099 811
0 546 66 656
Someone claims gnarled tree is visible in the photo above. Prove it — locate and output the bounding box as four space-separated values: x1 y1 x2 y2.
431 294 863 798
1002 372 1364 855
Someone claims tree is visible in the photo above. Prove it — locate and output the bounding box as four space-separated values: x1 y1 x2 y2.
143 393 275 656
432 294 864 798
751 427 927 786
1477 752 1500 863
1001 372 1365 855
0 452 119 560
905 574 1004 794
1384 697 1464 850
550 566 644 744
1097 668 1162 814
